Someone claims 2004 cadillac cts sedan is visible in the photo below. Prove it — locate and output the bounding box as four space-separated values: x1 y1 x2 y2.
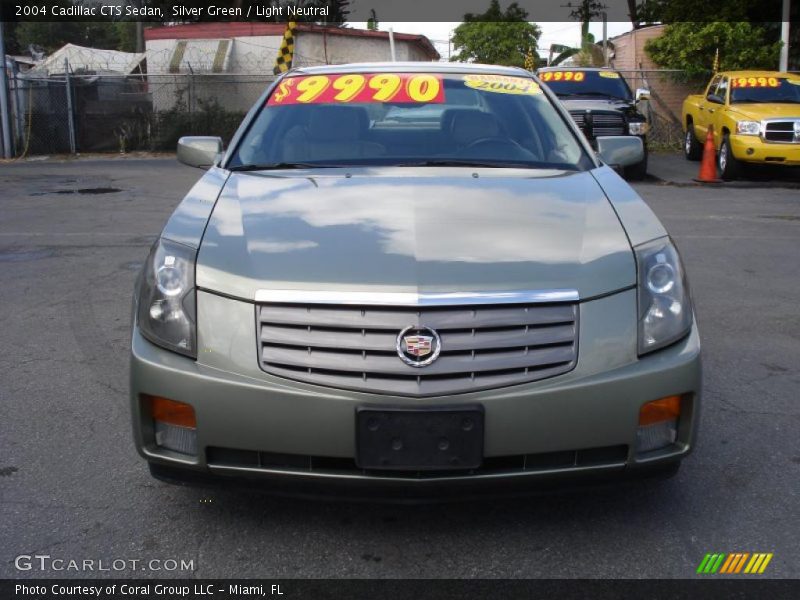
130 63 701 499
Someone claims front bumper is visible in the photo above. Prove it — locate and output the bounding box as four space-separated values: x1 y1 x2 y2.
130 288 701 497
730 134 800 165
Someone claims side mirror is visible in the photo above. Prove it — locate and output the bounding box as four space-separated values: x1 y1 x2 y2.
635 88 650 102
177 136 223 169
706 94 724 105
596 136 644 168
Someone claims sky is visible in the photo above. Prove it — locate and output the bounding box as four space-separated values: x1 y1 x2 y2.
351 22 635 62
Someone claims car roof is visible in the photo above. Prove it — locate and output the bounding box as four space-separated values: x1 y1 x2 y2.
292 62 532 77
719 70 796 78
537 66 619 72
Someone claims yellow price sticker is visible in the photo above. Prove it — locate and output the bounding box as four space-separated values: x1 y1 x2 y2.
463 74 542 95
732 77 780 88
598 71 620 78
540 71 586 83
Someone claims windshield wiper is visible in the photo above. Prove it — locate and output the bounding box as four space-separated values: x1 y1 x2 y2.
228 162 339 171
398 159 542 169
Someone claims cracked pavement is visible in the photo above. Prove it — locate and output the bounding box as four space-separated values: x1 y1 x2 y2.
1 156 798 579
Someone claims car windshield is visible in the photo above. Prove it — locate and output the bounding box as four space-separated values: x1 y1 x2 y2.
227 72 591 171
729 77 800 104
539 70 632 101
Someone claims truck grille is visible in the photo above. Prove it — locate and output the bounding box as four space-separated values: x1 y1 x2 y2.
763 120 800 143
257 302 578 397
569 110 627 136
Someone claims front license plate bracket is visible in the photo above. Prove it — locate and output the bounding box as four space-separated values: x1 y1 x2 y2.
355 406 484 471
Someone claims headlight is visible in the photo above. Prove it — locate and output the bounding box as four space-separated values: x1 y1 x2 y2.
628 121 649 135
636 238 692 355
736 120 760 135
137 238 197 358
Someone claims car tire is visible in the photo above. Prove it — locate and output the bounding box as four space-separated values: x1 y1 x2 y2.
624 146 648 181
718 133 741 181
684 121 702 161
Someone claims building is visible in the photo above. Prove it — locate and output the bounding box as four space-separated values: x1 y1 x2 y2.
28 43 145 76
610 25 698 128
144 23 440 112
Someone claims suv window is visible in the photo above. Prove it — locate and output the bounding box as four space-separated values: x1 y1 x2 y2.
539 70 632 101
729 76 800 104
229 72 592 171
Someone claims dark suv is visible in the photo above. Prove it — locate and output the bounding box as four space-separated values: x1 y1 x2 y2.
539 67 650 180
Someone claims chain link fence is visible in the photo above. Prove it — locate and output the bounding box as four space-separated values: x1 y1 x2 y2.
8 72 277 156
5 69 701 157
616 69 705 150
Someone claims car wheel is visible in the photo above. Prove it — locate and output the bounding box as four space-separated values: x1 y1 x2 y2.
684 122 702 161
718 134 741 181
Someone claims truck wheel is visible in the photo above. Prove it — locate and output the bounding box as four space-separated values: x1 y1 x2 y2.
624 150 648 181
718 134 741 180
684 122 702 161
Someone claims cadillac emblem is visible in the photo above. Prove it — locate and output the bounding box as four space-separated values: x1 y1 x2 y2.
396 325 441 367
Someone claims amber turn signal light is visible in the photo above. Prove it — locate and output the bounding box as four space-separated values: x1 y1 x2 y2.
639 395 682 426
145 395 196 428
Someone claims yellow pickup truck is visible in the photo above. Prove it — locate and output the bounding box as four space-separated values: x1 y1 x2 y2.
682 70 800 179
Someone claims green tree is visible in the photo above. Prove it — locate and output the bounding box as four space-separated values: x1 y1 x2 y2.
366 9 379 31
15 21 124 53
450 0 541 67
549 0 610 67
645 22 782 81
566 0 605 45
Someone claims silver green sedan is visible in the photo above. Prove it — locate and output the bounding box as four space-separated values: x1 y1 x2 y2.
130 63 700 499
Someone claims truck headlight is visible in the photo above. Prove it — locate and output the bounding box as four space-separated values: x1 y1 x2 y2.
636 238 692 355
736 120 760 135
628 121 649 135
137 238 197 358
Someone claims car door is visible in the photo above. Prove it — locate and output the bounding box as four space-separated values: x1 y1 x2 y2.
695 75 722 140
707 76 729 146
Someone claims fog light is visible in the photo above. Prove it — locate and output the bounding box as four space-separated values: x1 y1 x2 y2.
145 395 197 455
154 421 197 455
636 395 681 453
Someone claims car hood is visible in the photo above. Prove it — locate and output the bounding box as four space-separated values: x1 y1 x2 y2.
728 103 800 120
196 167 636 301
558 98 634 113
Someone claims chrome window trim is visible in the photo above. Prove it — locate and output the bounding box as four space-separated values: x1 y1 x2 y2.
254 289 580 306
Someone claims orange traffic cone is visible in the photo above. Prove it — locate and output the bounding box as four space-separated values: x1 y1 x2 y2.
695 125 721 183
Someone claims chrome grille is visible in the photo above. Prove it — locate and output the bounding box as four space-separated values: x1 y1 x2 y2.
257 302 578 397
763 119 800 143
569 110 627 136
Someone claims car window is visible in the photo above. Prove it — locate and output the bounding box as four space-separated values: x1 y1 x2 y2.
539 70 632 101
716 77 729 102
729 76 800 104
706 75 722 100
228 72 592 171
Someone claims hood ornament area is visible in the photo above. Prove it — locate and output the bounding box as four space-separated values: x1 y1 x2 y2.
396 326 441 367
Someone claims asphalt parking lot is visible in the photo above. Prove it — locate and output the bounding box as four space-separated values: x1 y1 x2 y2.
1 154 799 579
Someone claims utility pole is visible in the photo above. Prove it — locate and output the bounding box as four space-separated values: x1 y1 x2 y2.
64 58 77 154
779 0 790 71
388 28 396 62
602 12 608 67
0 21 14 158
